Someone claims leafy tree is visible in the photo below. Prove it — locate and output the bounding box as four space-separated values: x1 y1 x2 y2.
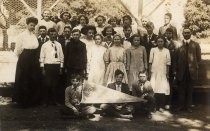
0 0 10 50
183 0 210 38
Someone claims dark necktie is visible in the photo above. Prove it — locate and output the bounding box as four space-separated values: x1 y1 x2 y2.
185 41 189 65
41 38 45 44
52 41 58 58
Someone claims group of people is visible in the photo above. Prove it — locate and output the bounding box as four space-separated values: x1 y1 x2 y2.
12 10 201 120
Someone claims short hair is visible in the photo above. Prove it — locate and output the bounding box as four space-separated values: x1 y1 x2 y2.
155 35 167 44
38 25 47 30
26 17 38 25
101 25 116 36
71 29 81 34
60 11 71 19
69 73 82 81
64 26 72 31
78 14 89 24
165 28 173 33
165 12 172 20
48 28 57 34
122 15 132 23
145 21 154 29
115 69 124 76
94 34 104 40
41 9 52 17
108 16 120 25
129 34 141 44
138 70 147 76
113 34 123 44
95 15 106 22
81 25 97 35
123 25 132 31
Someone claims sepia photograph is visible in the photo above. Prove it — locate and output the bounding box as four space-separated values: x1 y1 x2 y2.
0 0 210 130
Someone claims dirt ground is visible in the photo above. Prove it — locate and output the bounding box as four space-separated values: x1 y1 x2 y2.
0 97 210 131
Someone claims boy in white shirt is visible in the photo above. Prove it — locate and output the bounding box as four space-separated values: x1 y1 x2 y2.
40 28 64 106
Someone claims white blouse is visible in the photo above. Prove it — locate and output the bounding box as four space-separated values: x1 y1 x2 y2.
14 30 39 57
39 19 56 30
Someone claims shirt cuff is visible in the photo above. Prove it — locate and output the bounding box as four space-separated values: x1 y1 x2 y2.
40 63 44 67
60 63 64 68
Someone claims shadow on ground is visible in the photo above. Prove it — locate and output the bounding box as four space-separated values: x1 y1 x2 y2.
0 97 210 131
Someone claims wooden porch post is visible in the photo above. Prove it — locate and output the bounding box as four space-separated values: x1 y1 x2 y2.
37 0 42 20
138 0 143 19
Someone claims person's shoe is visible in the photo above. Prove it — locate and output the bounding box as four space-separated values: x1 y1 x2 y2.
186 108 192 113
147 113 152 119
165 105 170 110
159 108 165 113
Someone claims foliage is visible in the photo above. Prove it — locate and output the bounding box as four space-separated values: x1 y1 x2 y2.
51 0 127 24
183 0 210 38
3 0 128 27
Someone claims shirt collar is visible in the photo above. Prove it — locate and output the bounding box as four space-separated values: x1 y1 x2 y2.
184 39 191 44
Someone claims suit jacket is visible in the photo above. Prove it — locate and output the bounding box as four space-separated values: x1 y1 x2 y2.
141 33 158 60
159 24 178 40
65 38 87 70
132 81 154 98
174 40 201 81
107 82 130 95
37 36 49 51
57 35 71 56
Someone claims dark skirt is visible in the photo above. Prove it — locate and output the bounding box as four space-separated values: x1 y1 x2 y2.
13 49 42 107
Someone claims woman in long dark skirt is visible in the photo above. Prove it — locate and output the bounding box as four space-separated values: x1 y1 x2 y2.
13 17 42 107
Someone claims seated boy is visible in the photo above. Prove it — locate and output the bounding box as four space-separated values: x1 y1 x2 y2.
60 74 96 119
132 71 155 119
100 69 134 119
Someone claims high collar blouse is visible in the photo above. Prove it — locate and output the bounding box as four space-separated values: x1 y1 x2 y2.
14 29 39 57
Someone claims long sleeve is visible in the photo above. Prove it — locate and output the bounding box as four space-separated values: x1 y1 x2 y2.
64 42 70 68
58 43 64 68
132 84 138 97
82 44 87 71
123 49 126 66
196 43 201 65
14 37 23 57
39 44 45 67
149 48 154 64
143 47 148 69
126 49 131 70
166 49 171 65
103 48 110 64
65 87 75 109
144 81 154 97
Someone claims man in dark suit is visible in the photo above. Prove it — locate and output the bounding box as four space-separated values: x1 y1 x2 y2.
164 28 177 109
100 69 133 119
57 26 72 103
159 13 178 40
132 71 155 119
174 27 201 113
57 26 72 56
37 25 49 51
141 21 158 61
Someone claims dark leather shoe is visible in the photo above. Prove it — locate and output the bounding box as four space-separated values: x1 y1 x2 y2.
147 114 152 119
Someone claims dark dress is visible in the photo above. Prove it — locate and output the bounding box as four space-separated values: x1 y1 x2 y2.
13 48 42 107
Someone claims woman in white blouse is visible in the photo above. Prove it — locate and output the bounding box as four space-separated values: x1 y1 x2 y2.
13 17 42 107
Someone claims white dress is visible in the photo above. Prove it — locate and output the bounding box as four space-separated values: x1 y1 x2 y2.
80 38 95 73
149 47 171 95
88 44 106 85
